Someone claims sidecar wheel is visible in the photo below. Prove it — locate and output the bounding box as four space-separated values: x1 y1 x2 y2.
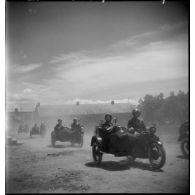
92 143 102 165
181 138 189 157
148 143 166 169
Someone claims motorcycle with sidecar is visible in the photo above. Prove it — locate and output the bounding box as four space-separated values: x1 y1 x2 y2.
30 125 40 138
91 124 166 169
51 126 84 147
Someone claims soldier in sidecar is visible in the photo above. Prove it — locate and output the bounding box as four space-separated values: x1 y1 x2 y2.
51 119 84 147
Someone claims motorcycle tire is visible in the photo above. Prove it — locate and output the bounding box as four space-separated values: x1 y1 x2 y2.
92 143 102 165
181 138 189 157
148 142 166 169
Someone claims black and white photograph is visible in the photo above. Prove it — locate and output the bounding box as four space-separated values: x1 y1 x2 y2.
5 0 189 193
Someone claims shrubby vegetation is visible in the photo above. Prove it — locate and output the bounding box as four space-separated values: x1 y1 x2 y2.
138 91 189 124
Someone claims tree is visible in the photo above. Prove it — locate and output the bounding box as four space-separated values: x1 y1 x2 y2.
138 91 189 123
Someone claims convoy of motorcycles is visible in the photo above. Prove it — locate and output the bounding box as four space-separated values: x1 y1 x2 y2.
17 120 84 147
15 117 189 170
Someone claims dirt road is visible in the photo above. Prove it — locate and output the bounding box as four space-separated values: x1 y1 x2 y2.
6 125 189 193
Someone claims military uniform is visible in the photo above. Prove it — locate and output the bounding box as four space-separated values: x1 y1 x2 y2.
99 121 113 152
71 123 82 131
54 124 64 138
127 117 146 133
54 124 62 130
127 116 147 151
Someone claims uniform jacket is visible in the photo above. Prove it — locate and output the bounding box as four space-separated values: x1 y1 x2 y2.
127 117 146 133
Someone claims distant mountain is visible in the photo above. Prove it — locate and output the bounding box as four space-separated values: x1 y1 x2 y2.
38 103 135 117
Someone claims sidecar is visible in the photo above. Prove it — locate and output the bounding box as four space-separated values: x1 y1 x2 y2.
51 126 84 147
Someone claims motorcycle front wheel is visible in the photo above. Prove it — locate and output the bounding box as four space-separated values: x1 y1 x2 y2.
92 143 103 165
148 142 166 169
181 138 189 157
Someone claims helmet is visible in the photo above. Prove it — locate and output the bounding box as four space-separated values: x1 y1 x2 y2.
105 113 112 120
58 119 62 123
73 118 78 122
132 109 141 117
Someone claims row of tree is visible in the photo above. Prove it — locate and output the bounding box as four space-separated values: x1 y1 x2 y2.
138 91 189 124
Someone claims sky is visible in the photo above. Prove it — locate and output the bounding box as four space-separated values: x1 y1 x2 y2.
6 1 189 110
